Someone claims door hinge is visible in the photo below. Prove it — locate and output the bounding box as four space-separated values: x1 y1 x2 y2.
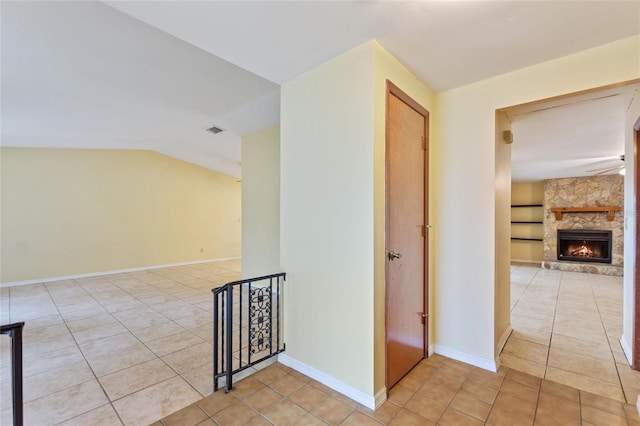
421 136 427 150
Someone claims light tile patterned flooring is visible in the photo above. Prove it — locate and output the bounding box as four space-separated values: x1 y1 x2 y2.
1 260 639 425
503 264 640 404
0 260 242 425
155 356 640 425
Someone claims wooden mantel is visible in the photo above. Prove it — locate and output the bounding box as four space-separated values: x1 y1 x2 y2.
550 206 622 221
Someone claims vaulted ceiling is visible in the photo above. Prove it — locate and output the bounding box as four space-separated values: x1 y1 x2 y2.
2 1 639 178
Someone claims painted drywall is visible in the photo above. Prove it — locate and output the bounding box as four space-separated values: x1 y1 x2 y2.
623 87 640 363
241 125 281 278
0 148 241 283
281 43 376 396
433 36 640 365
372 41 435 395
511 182 544 262
494 111 512 356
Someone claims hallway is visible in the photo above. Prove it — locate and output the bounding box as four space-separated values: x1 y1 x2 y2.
501 264 639 403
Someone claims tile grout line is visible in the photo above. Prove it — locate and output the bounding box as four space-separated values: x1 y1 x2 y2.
41 280 127 426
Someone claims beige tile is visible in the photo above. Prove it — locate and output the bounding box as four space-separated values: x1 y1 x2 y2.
98 358 176 400
310 395 355 425
404 393 448 422
450 390 491 421
388 408 433 426
231 376 266 398
356 401 401 424
581 405 627 426
23 359 94 402
130 321 185 343
161 342 212 374
492 390 537 418
547 347 620 384
460 379 500 404
438 407 484 425
118 312 171 330
289 384 330 411
85 341 156 377
161 403 208 426
540 379 579 402
145 331 205 356
293 412 329 425
56 404 122 426
485 405 533 426
24 380 108 425
270 373 306 396
210 400 259 425
387 384 415 406
182 362 214 397
545 367 625 401
113 376 202 425
580 390 626 416
261 399 306 424
499 353 546 378
427 369 465 391
341 410 386 425
71 321 129 343
502 336 549 365
414 381 457 405
550 333 614 362
244 386 285 412
197 390 239 416
534 392 580 426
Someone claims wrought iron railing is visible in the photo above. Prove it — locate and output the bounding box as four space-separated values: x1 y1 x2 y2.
212 273 286 393
1 322 25 426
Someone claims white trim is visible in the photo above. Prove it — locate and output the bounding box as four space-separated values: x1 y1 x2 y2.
497 325 513 355
428 344 435 357
278 354 377 410
374 388 387 409
434 344 497 372
620 334 633 365
1 257 241 287
636 395 640 417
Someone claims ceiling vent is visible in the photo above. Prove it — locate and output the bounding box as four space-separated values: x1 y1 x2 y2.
206 126 224 134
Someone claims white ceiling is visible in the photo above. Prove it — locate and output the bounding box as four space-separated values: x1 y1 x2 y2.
2 1 640 178
509 85 638 182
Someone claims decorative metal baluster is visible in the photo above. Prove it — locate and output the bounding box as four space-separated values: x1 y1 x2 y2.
225 287 233 393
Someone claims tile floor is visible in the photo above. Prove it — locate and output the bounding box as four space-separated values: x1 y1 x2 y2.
1 260 243 425
2 260 640 425
154 355 640 425
502 264 640 404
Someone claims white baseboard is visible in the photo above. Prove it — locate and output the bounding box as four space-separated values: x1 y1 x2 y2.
278 353 378 410
1 257 241 287
434 344 498 372
620 334 633 365
636 395 640 417
428 344 435 357
374 388 387 409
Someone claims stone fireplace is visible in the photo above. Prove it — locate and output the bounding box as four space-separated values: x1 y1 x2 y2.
542 175 623 275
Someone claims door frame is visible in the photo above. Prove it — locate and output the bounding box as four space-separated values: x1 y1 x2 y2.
634 117 640 370
384 80 430 388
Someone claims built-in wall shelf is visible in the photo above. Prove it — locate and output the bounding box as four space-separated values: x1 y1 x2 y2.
550 206 621 222
511 204 543 208
511 221 543 224
511 237 544 241
510 204 543 242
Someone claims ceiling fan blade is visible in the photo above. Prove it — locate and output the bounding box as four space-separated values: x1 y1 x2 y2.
592 165 624 175
586 164 624 173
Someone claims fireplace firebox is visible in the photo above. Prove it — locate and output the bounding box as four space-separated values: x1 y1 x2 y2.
557 229 612 264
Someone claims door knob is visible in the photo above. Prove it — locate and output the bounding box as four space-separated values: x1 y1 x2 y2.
388 250 402 260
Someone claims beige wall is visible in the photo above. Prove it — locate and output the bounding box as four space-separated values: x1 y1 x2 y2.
281 43 376 398
433 36 639 367
0 148 241 283
511 181 544 262
494 111 512 354
241 125 281 278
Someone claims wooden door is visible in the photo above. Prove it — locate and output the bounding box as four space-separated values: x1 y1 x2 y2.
385 81 429 389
